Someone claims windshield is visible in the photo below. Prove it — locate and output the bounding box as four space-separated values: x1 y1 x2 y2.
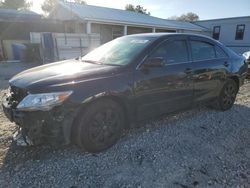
81 37 153 66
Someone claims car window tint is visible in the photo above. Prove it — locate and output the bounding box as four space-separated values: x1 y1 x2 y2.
215 45 228 58
151 40 189 64
190 41 216 61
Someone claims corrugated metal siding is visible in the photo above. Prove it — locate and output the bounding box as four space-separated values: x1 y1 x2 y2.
55 33 101 60
31 32 101 61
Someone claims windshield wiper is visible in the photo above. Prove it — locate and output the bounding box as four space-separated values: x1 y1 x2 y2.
103 63 122 66
81 60 103 65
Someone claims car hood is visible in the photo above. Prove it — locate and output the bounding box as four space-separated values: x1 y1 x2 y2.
9 59 119 91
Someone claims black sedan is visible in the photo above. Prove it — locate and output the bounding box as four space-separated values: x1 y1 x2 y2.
2 33 248 152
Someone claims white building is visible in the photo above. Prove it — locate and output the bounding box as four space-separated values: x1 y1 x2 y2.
195 16 250 54
50 1 208 44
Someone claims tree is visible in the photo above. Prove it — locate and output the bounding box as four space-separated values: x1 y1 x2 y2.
42 0 86 15
0 0 31 10
41 0 59 15
169 12 199 22
125 4 150 15
74 0 86 4
168 15 178 20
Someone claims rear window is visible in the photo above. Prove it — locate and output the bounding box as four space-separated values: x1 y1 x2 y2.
215 45 228 58
190 41 216 61
150 40 189 64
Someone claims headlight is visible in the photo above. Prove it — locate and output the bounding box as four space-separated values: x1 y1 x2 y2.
16 91 73 111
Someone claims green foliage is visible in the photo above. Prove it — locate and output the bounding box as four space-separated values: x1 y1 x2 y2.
169 12 199 22
74 0 86 4
41 0 58 14
0 0 31 10
125 4 150 15
42 0 86 15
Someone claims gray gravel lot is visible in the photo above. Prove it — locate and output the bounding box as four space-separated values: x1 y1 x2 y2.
0 62 250 188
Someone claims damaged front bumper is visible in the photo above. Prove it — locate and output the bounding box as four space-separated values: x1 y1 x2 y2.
13 128 33 146
2 94 79 146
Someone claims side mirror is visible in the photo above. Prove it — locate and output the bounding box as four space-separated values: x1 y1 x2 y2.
143 57 165 68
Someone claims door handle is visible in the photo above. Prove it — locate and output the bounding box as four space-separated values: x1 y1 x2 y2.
224 61 229 67
184 68 192 74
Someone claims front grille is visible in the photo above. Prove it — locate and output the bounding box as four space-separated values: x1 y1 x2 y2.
9 86 28 108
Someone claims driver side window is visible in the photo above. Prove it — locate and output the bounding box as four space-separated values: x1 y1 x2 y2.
150 40 189 64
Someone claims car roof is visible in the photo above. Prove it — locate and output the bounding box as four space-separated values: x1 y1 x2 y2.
126 32 213 40
129 33 238 59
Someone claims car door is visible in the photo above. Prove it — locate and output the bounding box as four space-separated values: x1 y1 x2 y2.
134 36 194 120
188 37 230 103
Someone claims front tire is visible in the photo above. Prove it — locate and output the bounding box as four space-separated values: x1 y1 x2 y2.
210 78 238 111
74 99 124 153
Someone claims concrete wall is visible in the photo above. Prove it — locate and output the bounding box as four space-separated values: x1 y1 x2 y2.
195 17 250 54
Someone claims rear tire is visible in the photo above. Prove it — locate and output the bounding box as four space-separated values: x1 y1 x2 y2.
210 78 238 111
74 99 124 153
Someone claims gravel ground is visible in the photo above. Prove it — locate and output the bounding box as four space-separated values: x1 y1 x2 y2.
0 63 250 188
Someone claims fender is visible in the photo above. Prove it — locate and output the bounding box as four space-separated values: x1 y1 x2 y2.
63 91 136 144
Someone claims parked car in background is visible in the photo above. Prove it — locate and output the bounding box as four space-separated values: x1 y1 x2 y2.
2 33 248 153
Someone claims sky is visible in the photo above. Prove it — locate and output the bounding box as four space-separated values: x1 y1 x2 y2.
30 0 250 20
